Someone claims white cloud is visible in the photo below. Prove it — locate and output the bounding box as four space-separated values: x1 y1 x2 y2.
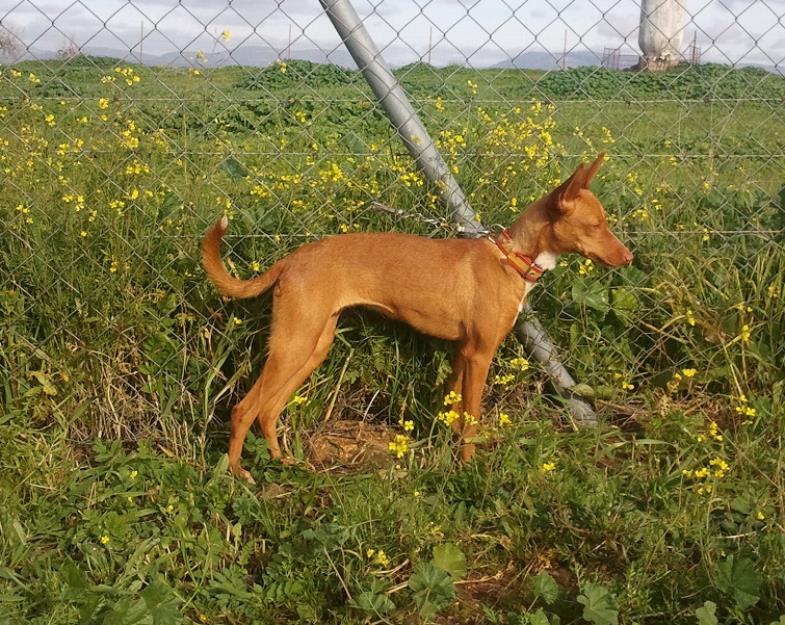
1 0 782 68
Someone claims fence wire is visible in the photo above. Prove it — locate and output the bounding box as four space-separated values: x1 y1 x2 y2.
1 0 784 445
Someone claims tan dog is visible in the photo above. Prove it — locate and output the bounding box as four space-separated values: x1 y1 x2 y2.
203 153 632 481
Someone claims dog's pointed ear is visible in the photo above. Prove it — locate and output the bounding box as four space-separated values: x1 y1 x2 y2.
548 164 586 215
583 152 606 188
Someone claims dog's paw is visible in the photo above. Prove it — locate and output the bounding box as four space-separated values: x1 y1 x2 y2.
233 467 256 485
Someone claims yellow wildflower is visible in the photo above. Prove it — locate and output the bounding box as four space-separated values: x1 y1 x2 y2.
388 434 409 458
494 373 514 386
510 357 529 371
436 410 459 427
681 368 697 378
291 394 307 406
578 258 594 276
100 535 110 545
367 548 390 567
98 98 109 110
709 457 729 478
612 372 634 391
540 462 556 474
443 390 461 406
499 412 511 427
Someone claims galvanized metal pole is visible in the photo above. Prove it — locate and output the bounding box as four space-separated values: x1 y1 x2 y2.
320 0 596 425
319 0 483 235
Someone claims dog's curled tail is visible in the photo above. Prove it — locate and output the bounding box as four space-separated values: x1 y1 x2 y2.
201 216 283 299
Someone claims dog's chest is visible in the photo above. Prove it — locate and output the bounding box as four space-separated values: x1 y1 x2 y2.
517 251 558 312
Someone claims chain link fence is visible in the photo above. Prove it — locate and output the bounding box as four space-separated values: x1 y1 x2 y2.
1 0 784 450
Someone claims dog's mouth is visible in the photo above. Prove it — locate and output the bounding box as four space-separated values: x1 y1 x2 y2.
586 252 612 267
586 252 631 268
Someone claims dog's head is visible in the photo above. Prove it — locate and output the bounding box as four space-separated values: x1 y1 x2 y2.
543 153 633 268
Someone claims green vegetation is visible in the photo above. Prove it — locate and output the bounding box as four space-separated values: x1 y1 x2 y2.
1 57 785 624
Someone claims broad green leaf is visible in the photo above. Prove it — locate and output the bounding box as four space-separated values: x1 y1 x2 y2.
577 582 618 625
572 281 610 313
141 581 182 625
432 543 467 580
611 286 639 323
529 608 552 625
695 601 718 625
353 591 395 616
409 562 455 620
222 156 249 179
715 555 761 610
532 571 559 606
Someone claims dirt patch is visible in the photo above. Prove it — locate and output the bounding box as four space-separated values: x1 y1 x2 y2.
435 564 523 625
435 559 577 624
305 419 397 472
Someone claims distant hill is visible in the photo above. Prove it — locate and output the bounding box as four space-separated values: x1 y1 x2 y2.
493 49 602 70
20 45 357 68
14 44 782 75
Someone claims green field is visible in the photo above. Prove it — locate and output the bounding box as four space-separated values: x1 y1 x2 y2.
2 57 785 624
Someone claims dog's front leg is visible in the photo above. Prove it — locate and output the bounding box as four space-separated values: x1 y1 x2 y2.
447 350 466 436
458 347 494 463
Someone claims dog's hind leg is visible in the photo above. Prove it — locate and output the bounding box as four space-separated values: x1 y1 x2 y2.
257 313 338 458
227 375 268 483
227 300 337 480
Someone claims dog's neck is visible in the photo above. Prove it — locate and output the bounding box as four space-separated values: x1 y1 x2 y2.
505 198 559 273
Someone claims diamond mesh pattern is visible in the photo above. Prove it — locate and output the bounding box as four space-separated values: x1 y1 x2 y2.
1 0 783 446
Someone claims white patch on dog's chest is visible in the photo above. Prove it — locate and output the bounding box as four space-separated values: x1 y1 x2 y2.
517 252 559 312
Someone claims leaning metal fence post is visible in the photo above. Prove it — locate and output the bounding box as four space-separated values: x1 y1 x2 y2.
320 0 597 426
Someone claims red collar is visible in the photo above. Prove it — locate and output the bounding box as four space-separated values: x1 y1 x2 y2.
491 228 546 283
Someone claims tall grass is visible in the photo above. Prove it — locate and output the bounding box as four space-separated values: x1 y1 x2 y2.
1 58 784 624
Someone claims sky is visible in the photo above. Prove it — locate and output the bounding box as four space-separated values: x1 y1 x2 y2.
2 0 784 69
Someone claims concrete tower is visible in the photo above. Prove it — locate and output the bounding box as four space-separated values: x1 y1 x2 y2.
638 0 686 70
